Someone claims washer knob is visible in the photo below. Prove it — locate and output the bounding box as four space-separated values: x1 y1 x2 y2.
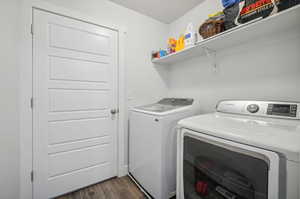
247 104 259 113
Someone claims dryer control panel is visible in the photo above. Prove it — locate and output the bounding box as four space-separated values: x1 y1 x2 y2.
217 100 300 120
267 103 297 118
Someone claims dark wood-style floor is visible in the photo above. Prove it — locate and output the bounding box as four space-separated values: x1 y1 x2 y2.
56 176 146 199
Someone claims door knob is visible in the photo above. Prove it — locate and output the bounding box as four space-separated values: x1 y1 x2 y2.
110 109 118 115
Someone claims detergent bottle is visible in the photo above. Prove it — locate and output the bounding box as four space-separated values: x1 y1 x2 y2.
175 35 185 52
184 23 196 48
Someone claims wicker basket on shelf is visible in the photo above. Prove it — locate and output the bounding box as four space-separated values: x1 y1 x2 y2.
199 19 225 39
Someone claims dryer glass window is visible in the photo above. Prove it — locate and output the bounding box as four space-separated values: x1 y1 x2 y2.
183 136 269 199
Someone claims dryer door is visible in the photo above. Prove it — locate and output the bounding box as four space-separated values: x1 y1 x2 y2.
177 129 280 199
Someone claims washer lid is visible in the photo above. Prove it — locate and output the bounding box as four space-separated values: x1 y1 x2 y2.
132 98 194 115
178 113 300 162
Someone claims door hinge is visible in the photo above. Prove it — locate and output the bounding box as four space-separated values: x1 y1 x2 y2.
31 24 34 35
30 98 34 109
30 171 34 182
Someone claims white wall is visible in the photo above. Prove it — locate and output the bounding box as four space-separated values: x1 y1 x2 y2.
0 0 20 199
167 0 300 113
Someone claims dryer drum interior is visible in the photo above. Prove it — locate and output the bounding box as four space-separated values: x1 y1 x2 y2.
183 136 270 199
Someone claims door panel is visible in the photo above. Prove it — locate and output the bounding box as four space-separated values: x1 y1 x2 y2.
48 162 112 198
48 118 110 144
49 56 109 82
48 110 108 121
33 9 118 198
49 23 110 55
49 81 109 91
49 90 109 112
48 136 110 154
48 144 111 177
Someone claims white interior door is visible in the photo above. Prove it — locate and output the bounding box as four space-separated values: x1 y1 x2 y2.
33 9 118 199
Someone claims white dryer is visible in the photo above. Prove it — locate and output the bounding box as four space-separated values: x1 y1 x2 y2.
129 98 196 199
177 100 300 199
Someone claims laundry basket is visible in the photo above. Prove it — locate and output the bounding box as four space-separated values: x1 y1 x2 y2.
199 19 225 39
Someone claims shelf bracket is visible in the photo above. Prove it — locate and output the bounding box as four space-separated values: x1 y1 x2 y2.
203 47 218 73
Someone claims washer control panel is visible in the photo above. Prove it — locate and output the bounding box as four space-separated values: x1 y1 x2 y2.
217 100 300 120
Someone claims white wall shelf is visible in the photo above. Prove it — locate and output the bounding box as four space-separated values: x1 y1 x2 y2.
152 5 300 65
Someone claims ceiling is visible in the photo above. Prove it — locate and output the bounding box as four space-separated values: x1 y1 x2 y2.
108 0 205 24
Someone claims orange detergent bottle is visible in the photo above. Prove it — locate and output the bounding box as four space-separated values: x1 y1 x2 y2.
175 35 185 52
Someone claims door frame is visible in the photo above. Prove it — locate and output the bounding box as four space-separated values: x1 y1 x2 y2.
20 1 128 198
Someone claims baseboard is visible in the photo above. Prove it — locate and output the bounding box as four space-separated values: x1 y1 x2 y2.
118 164 129 177
128 173 153 199
169 191 176 198
128 172 177 199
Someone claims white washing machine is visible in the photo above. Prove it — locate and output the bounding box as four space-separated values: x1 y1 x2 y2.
129 98 197 199
177 100 300 199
